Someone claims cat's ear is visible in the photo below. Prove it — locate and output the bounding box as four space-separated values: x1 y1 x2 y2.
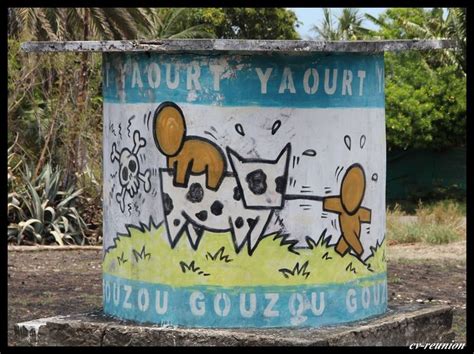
275 143 291 167
226 146 244 169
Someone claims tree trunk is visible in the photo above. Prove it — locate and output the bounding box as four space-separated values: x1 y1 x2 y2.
67 9 91 186
34 73 64 178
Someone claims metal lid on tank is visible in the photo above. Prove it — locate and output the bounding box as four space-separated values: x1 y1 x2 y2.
21 39 457 53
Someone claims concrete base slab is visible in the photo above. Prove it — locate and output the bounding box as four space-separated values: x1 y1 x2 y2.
14 304 453 346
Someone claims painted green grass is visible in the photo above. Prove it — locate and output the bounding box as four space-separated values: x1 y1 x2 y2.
103 224 386 287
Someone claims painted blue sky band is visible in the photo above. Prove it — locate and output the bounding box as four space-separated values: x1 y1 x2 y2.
102 52 385 108
103 272 387 328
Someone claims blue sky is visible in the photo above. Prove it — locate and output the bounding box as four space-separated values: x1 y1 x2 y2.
289 8 388 39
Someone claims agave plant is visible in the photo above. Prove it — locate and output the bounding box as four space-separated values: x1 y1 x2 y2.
8 159 89 245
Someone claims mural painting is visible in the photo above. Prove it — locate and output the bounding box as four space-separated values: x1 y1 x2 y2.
102 51 387 328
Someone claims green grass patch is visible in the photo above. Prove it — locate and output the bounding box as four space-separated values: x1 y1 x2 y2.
387 198 466 215
103 224 386 287
386 200 465 245
388 276 402 284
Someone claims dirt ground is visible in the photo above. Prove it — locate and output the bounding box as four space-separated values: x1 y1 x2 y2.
7 242 466 346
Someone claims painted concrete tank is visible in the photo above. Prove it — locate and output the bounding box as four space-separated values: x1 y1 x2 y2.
99 44 387 328
96 45 387 328
19 38 456 331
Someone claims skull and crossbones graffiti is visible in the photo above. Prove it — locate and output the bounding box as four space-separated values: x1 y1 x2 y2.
111 130 151 212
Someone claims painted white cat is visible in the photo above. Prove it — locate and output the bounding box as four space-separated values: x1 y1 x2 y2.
159 143 291 255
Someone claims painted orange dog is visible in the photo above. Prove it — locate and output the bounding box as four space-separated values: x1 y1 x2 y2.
153 102 226 191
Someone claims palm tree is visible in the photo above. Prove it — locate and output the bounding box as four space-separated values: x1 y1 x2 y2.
142 8 215 39
8 8 151 41
311 8 338 40
445 8 466 74
8 8 215 41
365 8 466 75
8 8 216 180
337 8 373 40
311 8 372 40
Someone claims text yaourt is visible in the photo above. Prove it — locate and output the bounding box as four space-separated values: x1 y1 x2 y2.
105 60 384 96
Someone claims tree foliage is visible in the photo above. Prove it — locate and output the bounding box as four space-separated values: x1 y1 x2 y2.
8 8 152 40
185 8 300 39
366 8 465 75
311 8 373 40
365 8 466 150
385 52 465 150
140 8 216 39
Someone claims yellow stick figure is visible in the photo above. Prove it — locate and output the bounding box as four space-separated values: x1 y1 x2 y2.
323 163 371 257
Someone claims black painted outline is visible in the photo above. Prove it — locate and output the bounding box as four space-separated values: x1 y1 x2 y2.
174 212 206 250
320 163 373 260
160 168 234 179
344 135 351 151
363 236 386 264
179 260 210 277
146 111 152 130
345 262 357 274
245 210 275 256
205 247 233 263
302 149 317 157
285 194 324 201
271 120 282 135
324 163 369 216
155 151 381 259
340 163 368 216
360 135 367 149
153 113 228 190
204 130 218 141
158 169 188 250
132 245 151 262
271 232 300 255
117 252 128 265
301 229 332 251
226 143 291 210
322 252 333 260
110 130 151 213
158 167 276 255
234 123 245 136
181 209 274 256
152 101 187 158
103 216 162 258
116 148 139 187
167 135 228 192
278 260 310 279
158 168 228 251
127 115 135 138
336 166 345 182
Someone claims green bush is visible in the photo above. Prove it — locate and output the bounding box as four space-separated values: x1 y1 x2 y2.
385 52 466 150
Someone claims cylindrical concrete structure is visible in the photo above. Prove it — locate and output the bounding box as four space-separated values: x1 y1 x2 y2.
101 46 387 328
21 39 455 329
